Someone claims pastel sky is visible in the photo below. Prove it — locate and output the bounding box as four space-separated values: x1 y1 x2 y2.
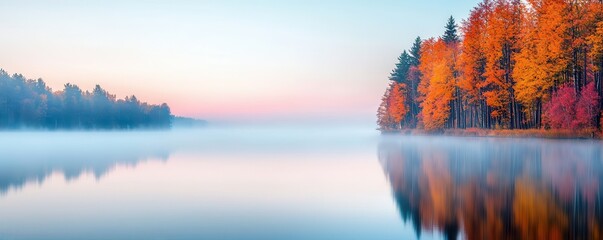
0 0 481 124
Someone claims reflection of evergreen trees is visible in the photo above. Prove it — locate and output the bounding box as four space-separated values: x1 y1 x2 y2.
378 137 603 240
0 132 172 194
0 69 171 129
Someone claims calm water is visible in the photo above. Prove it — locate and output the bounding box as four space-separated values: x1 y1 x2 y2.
0 127 601 240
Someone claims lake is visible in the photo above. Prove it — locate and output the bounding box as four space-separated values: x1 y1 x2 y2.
0 127 601 240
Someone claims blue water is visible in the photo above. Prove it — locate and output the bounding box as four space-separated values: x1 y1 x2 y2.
0 127 601 239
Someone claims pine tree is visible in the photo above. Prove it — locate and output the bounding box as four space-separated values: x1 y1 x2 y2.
388 50 416 127
390 51 412 83
408 37 423 127
410 37 422 66
441 16 462 128
443 16 460 44
376 0 603 133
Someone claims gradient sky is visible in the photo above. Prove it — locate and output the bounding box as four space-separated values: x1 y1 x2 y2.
0 0 481 124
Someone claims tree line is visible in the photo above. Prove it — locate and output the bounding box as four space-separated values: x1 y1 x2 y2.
0 69 171 129
378 0 603 132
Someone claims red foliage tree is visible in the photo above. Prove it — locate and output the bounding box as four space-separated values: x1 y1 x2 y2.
574 82 600 129
543 84 577 129
375 0 603 133
544 82 600 130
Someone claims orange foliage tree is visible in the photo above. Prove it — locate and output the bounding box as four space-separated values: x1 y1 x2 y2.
458 1 491 128
589 20 603 114
377 83 395 131
483 0 523 129
377 82 409 130
388 82 408 129
513 0 570 127
418 38 457 131
377 0 603 133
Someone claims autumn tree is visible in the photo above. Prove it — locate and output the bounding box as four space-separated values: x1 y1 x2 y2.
543 82 600 129
377 83 396 131
543 84 576 129
418 38 456 131
565 0 596 93
377 0 603 133
574 82 600 128
379 39 425 130
483 0 523 129
443 16 464 129
586 2 603 128
389 51 413 128
378 81 409 130
589 21 603 107
459 1 491 128
513 0 569 128
389 83 408 129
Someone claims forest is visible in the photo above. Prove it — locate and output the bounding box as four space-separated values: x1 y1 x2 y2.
378 0 603 133
0 69 171 129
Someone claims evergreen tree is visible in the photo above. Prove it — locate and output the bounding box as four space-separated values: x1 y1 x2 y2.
410 37 422 66
377 0 603 133
390 51 412 83
0 69 172 129
443 16 459 44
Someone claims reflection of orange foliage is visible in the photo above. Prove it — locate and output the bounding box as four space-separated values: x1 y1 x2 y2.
421 154 454 226
513 177 568 240
591 219 601 240
379 137 603 240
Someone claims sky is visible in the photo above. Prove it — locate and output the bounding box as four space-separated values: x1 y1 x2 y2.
0 0 482 125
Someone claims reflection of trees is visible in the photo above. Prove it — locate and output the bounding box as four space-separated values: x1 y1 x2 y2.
0 134 171 195
513 177 567 239
379 137 603 240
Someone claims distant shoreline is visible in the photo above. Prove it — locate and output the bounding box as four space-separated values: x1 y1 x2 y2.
171 116 208 128
382 129 602 140
0 116 207 131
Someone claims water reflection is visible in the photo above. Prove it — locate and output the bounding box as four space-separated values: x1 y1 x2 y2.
0 128 401 240
0 132 171 195
379 136 603 240
0 127 374 196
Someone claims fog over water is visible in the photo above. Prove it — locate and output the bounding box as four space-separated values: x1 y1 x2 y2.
0 127 602 239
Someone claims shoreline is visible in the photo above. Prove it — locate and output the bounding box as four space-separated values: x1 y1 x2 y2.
382 128 602 140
